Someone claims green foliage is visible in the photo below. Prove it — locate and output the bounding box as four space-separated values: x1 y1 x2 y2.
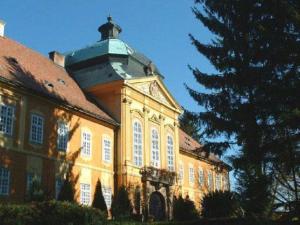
0 200 106 225
57 176 75 202
188 0 300 217
28 176 45 202
201 190 241 218
179 108 201 142
92 179 108 216
111 185 132 219
173 195 199 221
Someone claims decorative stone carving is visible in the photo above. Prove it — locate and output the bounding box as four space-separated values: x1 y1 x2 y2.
149 81 160 99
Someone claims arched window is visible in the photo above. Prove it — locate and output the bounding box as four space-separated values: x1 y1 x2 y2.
133 120 143 166
167 135 174 171
151 128 160 168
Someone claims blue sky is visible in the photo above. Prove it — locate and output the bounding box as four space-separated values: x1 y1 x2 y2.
1 0 236 188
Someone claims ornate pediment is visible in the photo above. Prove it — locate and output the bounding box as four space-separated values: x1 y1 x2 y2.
133 81 171 106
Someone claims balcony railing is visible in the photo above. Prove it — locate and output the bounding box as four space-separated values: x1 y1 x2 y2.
139 166 176 186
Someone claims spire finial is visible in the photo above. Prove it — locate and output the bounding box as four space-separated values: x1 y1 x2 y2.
98 16 122 40
107 14 112 22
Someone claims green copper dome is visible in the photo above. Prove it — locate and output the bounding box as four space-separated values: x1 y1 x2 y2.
64 17 163 88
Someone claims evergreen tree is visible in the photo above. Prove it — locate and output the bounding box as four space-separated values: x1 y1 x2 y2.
201 190 241 218
92 179 108 215
188 0 300 217
179 108 201 141
173 195 198 221
111 185 132 219
57 176 75 202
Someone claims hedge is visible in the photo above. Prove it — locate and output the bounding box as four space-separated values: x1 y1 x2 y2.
0 200 106 225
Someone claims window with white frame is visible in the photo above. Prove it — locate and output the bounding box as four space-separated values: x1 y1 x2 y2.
189 166 195 184
133 120 143 166
178 163 184 184
80 183 91 205
57 122 68 151
222 175 229 190
81 131 91 157
0 104 14 135
151 128 160 168
55 178 63 199
207 171 213 191
26 173 41 191
0 167 10 195
167 135 174 171
198 167 204 186
216 173 222 190
30 114 44 144
102 136 111 163
102 186 112 209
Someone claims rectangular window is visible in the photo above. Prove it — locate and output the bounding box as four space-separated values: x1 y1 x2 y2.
57 122 68 151
133 121 143 166
81 131 91 157
55 178 63 199
189 166 195 184
80 183 91 205
198 168 204 186
102 186 112 209
167 135 174 171
207 171 214 191
0 167 10 195
102 137 111 163
30 114 44 144
179 164 184 184
216 174 222 190
151 128 160 168
0 104 14 135
26 173 41 191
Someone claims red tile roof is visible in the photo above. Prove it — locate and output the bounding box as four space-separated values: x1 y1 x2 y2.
179 128 223 164
0 36 116 125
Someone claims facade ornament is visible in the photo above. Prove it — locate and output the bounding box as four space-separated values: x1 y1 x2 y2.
159 114 165 121
149 81 160 99
130 108 144 118
143 106 150 114
149 114 160 124
122 97 132 105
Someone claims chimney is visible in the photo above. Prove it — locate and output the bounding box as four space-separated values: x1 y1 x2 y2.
49 51 65 67
0 20 6 37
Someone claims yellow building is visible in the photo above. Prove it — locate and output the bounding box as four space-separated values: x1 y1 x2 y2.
0 18 230 220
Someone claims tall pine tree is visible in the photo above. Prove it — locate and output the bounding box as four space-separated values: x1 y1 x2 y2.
188 0 300 217
179 108 201 141
92 179 108 215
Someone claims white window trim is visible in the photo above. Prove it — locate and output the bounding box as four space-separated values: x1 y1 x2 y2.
29 113 44 144
166 134 174 171
0 166 10 196
198 167 204 186
150 127 160 168
57 121 69 151
81 129 92 158
189 165 195 185
178 162 184 185
80 183 91 206
102 135 111 163
102 186 112 209
0 104 15 136
133 119 143 167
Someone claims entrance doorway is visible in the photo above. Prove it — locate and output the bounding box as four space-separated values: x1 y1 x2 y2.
149 191 166 221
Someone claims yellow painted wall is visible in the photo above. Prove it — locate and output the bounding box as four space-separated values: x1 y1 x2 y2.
0 83 115 204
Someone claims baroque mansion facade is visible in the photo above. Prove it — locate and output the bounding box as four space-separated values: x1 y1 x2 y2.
0 17 230 220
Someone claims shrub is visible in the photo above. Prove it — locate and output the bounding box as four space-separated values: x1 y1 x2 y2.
92 179 108 216
0 200 106 225
173 195 199 221
201 190 241 218
111 185 132 220
57 176 75 202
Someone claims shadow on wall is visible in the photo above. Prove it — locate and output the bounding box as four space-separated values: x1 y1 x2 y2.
0 56 84 202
